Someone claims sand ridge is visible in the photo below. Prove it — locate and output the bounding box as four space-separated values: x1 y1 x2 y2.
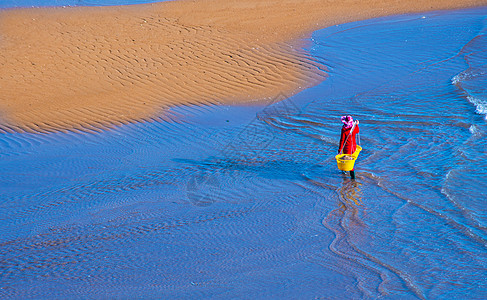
1 0 486 132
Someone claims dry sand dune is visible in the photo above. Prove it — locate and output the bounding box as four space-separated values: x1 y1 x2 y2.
1 0 486 132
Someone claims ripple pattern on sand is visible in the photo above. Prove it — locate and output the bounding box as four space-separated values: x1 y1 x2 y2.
0 5 325 133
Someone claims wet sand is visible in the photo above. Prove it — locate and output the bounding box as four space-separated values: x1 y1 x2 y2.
1 0 486 132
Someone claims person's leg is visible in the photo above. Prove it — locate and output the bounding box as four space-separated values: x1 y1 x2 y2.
350 169 355 179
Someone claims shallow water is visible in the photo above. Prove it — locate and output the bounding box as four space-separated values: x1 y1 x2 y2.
1 6 487 299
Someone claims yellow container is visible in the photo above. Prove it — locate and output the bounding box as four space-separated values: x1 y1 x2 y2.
335 146 362 171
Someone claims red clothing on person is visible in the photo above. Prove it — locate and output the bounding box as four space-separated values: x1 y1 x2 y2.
338 125 359 154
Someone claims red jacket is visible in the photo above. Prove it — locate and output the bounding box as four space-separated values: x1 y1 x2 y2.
338 125 359 154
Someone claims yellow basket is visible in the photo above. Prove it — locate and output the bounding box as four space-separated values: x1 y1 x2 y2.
335 145 362 171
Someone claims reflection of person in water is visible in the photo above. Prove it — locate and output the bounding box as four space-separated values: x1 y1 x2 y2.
339 180 362 208
338 179 364 225
338 115 359 179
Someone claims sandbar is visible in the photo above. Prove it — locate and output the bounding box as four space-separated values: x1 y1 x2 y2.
0 0 486 132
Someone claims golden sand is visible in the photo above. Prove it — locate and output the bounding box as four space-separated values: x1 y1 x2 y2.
1 0 486 132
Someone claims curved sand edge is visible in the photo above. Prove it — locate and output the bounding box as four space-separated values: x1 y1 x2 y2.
1 0 486 133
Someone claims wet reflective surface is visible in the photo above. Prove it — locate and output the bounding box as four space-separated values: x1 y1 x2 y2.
1 7 487 299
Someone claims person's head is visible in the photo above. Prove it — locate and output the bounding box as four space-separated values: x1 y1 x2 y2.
341 115 353 128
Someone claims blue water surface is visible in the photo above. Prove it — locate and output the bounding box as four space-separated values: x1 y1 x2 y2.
1 4 486 300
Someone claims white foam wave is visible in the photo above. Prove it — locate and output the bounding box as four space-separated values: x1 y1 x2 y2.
451 73 464 86
452 70 486 86
469 124 480 135
467 95 487 120
452 69 487 120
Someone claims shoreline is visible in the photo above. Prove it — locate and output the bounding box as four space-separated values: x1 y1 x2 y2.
1 0 486 133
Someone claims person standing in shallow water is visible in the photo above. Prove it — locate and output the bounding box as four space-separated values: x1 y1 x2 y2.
338 115 359 179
